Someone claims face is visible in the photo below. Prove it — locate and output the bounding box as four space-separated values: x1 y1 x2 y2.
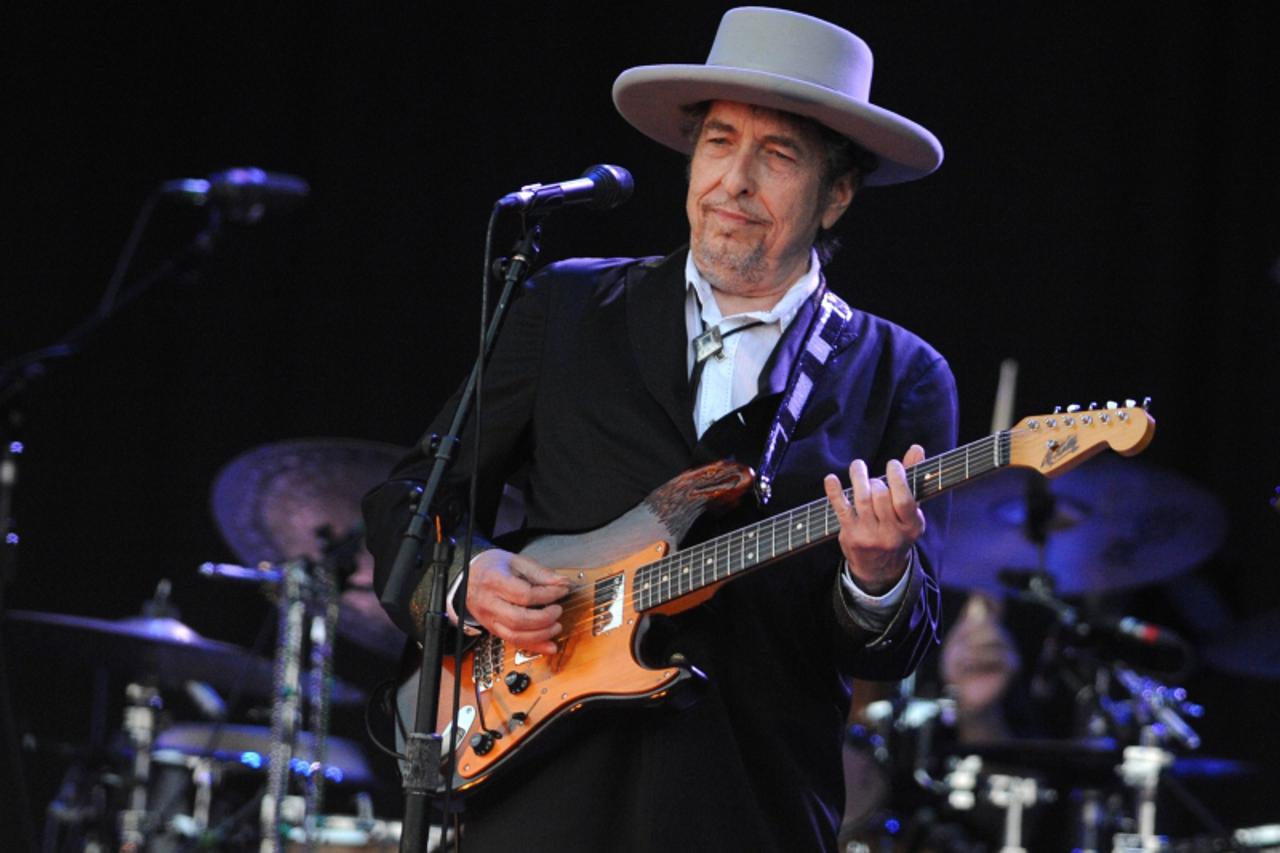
686 101 854 301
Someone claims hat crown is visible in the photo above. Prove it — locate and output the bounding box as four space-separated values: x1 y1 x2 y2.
705 7 873 102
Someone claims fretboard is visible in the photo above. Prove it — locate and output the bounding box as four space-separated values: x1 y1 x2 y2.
633 430 1011 611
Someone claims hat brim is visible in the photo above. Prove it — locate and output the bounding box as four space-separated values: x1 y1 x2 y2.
613 64 943 186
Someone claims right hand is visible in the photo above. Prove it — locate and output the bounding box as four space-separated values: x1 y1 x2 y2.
457 549 571 655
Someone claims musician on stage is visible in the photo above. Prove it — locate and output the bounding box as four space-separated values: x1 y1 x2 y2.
364 8 958 851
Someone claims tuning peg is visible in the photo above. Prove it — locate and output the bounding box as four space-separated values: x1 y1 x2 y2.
1142 396 1152 409
1125 399 1136 408
1053 405 1063 414
1106 401 1119 410
1088 401 1098 410
1066 404 1081 413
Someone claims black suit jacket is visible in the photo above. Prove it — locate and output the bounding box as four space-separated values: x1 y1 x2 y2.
363 249 958 852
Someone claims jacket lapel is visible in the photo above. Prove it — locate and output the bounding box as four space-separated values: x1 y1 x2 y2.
626 249 698 450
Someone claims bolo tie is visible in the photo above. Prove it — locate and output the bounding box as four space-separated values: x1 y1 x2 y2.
689 319 766 403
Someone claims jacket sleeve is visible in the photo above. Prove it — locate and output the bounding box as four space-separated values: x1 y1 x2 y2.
828 352 959 680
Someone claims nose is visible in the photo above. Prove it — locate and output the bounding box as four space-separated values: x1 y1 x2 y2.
721 146 757 198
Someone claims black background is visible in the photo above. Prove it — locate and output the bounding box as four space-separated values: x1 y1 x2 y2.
4 0 1279 841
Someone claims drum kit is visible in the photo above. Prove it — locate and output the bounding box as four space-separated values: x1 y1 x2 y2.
839 456 1280 853
2 438 443 852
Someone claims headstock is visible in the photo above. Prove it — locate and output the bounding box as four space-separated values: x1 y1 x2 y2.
1008 398 1155 477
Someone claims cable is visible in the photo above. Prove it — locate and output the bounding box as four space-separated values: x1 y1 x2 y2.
364 681 407 762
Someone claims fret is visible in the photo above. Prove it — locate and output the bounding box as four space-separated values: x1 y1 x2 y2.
637 564 651 610
808 502 824 543
696 537 706 591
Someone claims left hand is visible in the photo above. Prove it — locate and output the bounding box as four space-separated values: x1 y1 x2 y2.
823 444 927 594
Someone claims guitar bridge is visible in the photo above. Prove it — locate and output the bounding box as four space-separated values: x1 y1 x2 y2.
472 635 504 691
592 573 625 636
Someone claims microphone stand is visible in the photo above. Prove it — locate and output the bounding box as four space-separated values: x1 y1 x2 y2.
0 197 225 853
383 218 542 853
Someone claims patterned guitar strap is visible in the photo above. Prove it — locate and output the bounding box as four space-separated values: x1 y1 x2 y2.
755 287 854 505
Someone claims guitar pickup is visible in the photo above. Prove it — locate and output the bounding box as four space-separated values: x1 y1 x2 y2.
591 573 625 636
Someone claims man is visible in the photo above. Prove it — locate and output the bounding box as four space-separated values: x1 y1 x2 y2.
364 8 958 851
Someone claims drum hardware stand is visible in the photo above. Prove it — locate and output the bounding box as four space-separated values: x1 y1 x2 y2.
160 753 218 841
198 540 346 852
259 559 307 853
300 536 342 852
938 754 1057 853
1106 666 1203 853
118 682 162 853
257 553 341 853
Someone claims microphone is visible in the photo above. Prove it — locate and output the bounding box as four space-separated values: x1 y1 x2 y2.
999 568 1188 658
160 167 310 222
497 164 633 214
1090 614 1187 652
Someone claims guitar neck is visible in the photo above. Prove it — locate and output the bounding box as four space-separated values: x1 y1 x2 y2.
634 431 1011 611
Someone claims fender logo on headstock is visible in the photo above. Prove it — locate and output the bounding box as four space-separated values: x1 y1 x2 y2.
1041 433 1079 469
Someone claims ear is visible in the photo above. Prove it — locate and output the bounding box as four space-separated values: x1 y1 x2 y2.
820 172 856 229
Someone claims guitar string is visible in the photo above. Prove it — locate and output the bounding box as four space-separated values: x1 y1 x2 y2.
527 414 1135 648
464 415 1139 704
538 430 1020 646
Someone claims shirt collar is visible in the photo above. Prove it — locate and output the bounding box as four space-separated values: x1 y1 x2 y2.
685 249 823 330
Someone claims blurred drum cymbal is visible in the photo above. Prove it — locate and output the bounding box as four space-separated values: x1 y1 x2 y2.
942 456 1227 596
3 609 364 706
210 438 406 658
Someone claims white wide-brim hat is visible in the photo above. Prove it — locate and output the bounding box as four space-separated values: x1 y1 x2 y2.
612 6 943 186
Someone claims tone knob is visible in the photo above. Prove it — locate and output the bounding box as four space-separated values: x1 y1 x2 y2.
505 671 532 694
470 732 496 756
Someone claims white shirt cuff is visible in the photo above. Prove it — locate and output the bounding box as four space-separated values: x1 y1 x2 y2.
446 550 489 635
839 551 913 629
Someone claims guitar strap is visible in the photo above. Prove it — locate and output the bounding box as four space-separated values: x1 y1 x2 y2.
755 286 853 505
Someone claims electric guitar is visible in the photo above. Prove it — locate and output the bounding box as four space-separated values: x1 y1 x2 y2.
398 400 1155 794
